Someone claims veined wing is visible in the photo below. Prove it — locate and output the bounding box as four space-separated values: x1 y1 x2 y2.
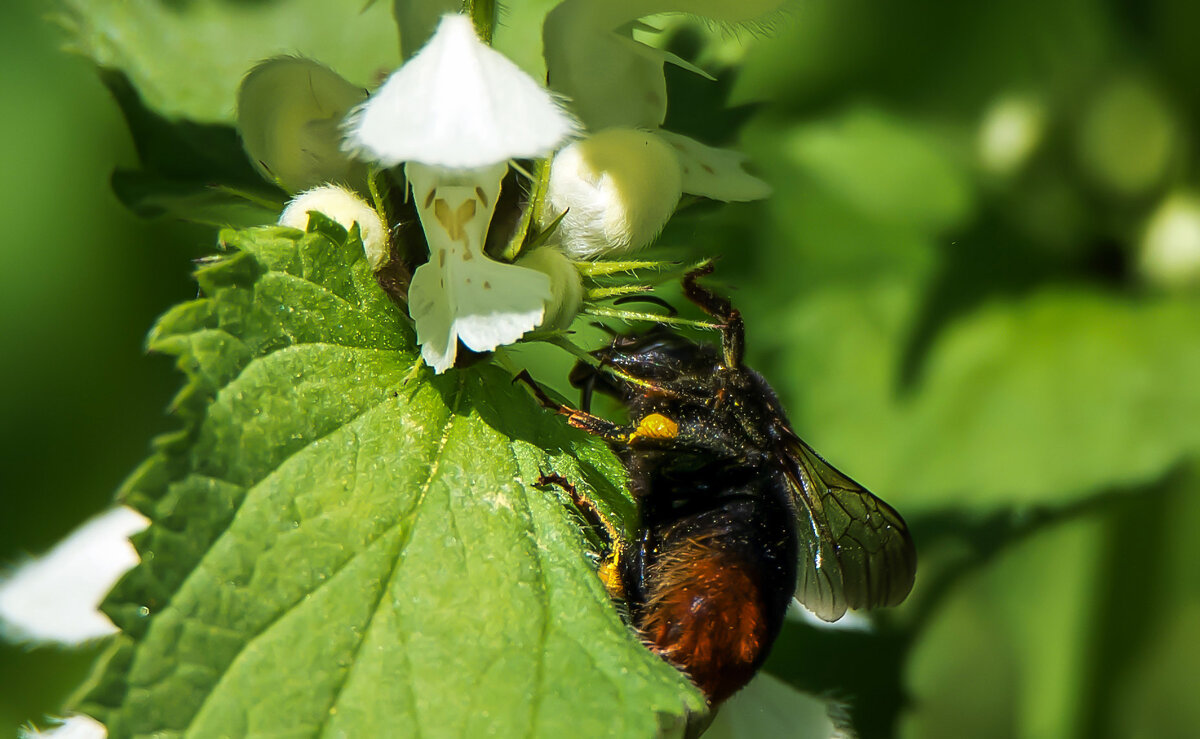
776 431 916 622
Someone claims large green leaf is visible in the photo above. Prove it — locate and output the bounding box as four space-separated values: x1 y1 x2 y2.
53 0 400 124
74 218 701 737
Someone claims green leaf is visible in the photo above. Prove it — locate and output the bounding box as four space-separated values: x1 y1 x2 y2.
75 217 702 737
54 0 400 124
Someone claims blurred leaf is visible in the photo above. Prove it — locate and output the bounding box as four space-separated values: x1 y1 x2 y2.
54 0 400 124
112 171 281 227
102 72 284 226
492 0 562 80
774 106 973 234
74 218 702 737
762 285 1200 508
1111 602 1200 739
704 672 839 739
733 0 1114 114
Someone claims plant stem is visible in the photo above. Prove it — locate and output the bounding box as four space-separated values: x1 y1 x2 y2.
462 0 497 43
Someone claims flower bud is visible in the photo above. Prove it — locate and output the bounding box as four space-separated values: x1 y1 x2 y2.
515 246 584 330
237 57 367 193
541 128 683 259
279 185 389 270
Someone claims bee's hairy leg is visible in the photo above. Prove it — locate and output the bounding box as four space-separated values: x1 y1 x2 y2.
682 266 744 368
536 472 629 601
513 370 634 442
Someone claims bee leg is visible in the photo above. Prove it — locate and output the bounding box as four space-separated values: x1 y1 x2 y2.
682 266 744 368
536 472 629 601
514 370 635 443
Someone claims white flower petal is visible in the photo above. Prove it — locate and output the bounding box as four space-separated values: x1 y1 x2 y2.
20 715 108 739
408 253 551 370
452 261 551 352
541 128 683 259
404 161 550 371
279 185 390 270
0 507 149 646
345 14 578 169
237 57 367 193
408 259 458 372
655 130 771 202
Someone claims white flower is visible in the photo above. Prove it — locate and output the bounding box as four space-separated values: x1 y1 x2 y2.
0 507 149 646
343 14 578 372
344 15 576 169
19 715 107 739
279 185 390 270
404 162 553 371
237 57 368 193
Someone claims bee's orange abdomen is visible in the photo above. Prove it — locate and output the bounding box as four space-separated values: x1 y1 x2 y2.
636 538 770 704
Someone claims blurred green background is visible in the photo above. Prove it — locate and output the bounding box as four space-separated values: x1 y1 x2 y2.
2 0 1199 737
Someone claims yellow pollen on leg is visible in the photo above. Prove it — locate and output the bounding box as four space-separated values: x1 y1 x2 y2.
597 557 626 600
630 413 678 442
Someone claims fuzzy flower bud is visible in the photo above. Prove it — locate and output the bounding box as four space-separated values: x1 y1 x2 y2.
541 128 683 259
278 185 389 270
515 246 585 330
237 58 367 193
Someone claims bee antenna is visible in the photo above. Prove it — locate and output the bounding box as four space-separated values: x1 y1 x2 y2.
580 374 596 413
612 295 678 316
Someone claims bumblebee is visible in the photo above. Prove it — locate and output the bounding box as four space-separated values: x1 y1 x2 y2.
526 266 916 705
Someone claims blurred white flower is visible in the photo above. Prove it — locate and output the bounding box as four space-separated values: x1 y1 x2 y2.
237 57 367 193
978 94 1045 176
1140 191 1200 288
0 507 148 646
344 15 577 372
20 715 107 739
279 185 390 270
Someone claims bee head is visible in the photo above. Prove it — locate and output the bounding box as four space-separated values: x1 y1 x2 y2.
570 326 721 403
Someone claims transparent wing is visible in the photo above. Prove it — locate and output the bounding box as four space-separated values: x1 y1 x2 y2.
777 432 917 622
